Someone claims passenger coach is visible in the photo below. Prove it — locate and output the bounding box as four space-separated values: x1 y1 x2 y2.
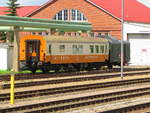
20 35 130 73
20 35 110 73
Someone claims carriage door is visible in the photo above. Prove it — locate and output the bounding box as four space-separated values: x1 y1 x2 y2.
26 40 40 62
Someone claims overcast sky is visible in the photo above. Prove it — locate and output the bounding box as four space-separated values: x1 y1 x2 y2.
0 0 49 6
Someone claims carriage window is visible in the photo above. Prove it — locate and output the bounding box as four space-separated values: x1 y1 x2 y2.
59 45 65 52
90 45 94 53
78 45 83 54
29 42 36 53
49 45 51 54
100 45 105 53
46 32 49 35
72 45 78 54
38 32 42 35
105 45 108 54
72 45 83 54
90 32 95 37
95 45 99 53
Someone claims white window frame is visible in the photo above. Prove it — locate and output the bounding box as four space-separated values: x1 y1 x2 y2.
53 9 87 22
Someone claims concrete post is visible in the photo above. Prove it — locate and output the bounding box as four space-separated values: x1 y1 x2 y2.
12 27 20 72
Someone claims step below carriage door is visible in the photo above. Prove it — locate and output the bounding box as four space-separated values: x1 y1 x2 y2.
26 40 40 62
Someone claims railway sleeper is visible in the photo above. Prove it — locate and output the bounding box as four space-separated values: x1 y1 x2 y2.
1 88 150 112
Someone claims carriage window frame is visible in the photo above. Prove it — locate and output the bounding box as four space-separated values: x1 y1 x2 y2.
72 45 83 54
59 45 65 52
105 44 108 54
90 45 94 54
72 45 78 54
49 45 51 54
78 45 83 54
95 45 99 53
100 45 105 54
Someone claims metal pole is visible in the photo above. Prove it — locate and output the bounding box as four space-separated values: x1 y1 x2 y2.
121 0 124 79
0 80 2 94
10 69 15 104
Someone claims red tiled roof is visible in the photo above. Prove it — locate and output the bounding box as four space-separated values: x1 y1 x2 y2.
1 0 150 23
88 0 150 23
0 6 40 17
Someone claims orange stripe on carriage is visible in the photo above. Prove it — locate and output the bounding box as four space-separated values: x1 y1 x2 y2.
45 54 108 64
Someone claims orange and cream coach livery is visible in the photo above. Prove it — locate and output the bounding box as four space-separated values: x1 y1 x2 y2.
19 35 130 73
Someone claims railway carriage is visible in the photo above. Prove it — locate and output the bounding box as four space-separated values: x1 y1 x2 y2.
19 35 130 73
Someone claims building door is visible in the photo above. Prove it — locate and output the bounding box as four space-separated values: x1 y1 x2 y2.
128 33 150 66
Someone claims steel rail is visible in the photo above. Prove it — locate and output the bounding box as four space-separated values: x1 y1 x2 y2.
1 87 150 113
2 71 150 89
0 68 150 81
100 102 150 113
1 78 150 101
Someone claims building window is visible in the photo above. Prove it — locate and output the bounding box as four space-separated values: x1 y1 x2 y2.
58 11 63 20
64 9 68 20
90 32 95 37
46 32 49 35
32 32 36 35
71 9 76 20
105 33 109 36
67 32 72 36
98 33 102 37
53 9 87 22
38 32 42 35
71 9 87 22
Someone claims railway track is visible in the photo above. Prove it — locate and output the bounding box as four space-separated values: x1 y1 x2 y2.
1 86 150 113
1 68 150 112
1 70 150 89
100 102 150 113
0 77 150 102
0 67 150 81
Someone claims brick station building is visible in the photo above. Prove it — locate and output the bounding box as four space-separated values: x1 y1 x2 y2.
25 0 121 39
0 0 123 40
0 0 150 68
0 0 150 40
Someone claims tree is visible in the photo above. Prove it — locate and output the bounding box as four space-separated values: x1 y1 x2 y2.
3 0 20 42
4 0 20 72
5 0 20 16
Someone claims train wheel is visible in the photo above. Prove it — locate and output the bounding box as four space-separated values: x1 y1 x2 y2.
29 62 37 74
40 63 50 73
41 66 50 73
108 64 113 69
41 68 49 73
76 65 81 71
31 68 36 74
